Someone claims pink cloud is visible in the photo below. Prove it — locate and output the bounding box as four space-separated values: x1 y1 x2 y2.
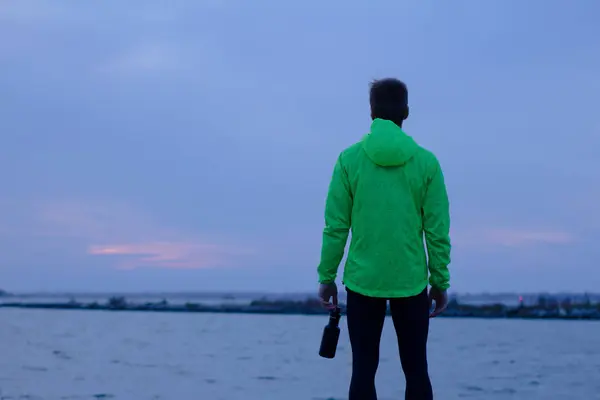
453 227 576 248
483 229 574 247
96 43 184 76
28 198 256 270
88 241 252 270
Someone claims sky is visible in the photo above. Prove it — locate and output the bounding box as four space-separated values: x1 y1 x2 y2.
1 0 599 294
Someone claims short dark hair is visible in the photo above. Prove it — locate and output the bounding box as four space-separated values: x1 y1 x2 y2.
369 78 409 124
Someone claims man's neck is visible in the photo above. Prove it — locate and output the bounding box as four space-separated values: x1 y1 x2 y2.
372 118 403 128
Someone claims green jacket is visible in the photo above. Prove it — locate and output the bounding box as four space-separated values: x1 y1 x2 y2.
317 119 451 298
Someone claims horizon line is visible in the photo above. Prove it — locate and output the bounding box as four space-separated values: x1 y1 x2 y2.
2 290 599 297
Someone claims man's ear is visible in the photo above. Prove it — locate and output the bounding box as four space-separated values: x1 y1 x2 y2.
403 106 410 121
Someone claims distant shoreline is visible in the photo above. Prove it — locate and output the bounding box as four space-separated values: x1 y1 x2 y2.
2 297 599 321
2 290 600 306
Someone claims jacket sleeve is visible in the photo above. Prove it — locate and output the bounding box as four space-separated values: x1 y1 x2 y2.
423 158 451 290
317 154 352 284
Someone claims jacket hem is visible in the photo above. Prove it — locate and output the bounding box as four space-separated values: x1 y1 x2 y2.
343 279 428 299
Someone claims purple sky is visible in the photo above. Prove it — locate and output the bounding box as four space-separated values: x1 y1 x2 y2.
1 0 599 293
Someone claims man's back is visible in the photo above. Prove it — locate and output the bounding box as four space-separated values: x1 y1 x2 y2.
317 118 451 298
316 78 451 400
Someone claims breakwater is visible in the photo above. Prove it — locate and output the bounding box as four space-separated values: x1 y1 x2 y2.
1 296 599 320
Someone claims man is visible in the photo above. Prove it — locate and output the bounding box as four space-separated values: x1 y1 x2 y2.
317 78 451 400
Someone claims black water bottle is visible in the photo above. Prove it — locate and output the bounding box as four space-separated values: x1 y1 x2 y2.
319 307 341 359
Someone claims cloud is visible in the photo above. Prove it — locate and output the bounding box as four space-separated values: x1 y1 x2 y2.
96 43 186 76
0 1 66 23
24 198 255 270
88 241 252 270
0 1 182 25
484 229 575 247
453 227 576 248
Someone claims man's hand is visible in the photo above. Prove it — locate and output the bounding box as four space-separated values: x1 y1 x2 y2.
429 287 448 318
318 282 338 310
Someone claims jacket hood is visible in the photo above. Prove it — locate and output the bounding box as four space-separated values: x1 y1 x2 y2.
362 118 419 167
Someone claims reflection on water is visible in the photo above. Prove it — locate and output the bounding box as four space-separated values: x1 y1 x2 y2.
1 309 599 399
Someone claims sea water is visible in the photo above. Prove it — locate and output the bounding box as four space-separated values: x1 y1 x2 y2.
1 309 599 399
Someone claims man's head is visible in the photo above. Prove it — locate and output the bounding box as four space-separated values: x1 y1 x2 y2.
369 78 409 127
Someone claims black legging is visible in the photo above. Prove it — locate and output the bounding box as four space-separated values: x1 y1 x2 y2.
346 288 433 400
